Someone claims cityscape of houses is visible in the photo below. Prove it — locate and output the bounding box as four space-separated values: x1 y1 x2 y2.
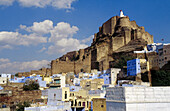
1 10 170 111
1 42 170 111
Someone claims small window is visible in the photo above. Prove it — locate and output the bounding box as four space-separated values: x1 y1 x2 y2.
65 91 67 99
83 55 85 59
83 102 85 107
87 101 89 108
71 101 73 106
79 102 81 106
164 50 166 53
75 100 77 106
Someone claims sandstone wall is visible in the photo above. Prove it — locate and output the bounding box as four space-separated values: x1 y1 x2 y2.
136 52 159 70
18 72 31 77
18 68 51 77
124 27 131 44
103 18 112 35
92 98 106 111
117 17 131 27
1 86 41 106
102 16 117 35
51 51 91 74
112 37 125 51
51 15 154 74
130 21 138 29
163 45 170 64
97 45 109 61
51 60 74 74
75 53 91 73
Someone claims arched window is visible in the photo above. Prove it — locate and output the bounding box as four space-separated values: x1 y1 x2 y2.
75 100 77 106
87 101 89 108
71 101 73 106
78 101 81 106
83 102 85 107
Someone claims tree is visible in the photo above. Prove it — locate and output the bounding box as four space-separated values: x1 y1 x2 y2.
114 55 135 68
151 70 170 86
23 80 39 91
16 101 30 111
15 73 19 77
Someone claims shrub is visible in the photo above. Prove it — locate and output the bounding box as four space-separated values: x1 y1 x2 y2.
16 101 30 111
23 80 39 91
151 70 170 86
114 55 135 68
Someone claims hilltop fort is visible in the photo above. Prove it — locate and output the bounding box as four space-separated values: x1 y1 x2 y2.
17 11 153 76
50 11 153 75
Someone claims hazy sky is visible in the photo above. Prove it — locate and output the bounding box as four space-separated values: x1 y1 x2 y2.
0 0 170 74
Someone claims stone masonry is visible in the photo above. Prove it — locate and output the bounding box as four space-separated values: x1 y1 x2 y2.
1 86 42 106
106 87 170 111
51 15 153 74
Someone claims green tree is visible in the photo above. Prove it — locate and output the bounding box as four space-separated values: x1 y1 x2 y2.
15 73 19 77
16 101 30 111
114 55 135 68
23 80 39 91
151 70 170 86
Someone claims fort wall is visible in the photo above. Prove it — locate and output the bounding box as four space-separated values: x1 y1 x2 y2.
17 68 51 77
102 16 117 35
51 49 91 74
118 17 131 27
112 37 125 51
50 15 154 75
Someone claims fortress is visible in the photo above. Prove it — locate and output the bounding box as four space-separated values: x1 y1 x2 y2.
51 11 153 75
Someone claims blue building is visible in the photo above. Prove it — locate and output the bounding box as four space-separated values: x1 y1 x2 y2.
127 59 141 76
99 73 110 84
147 43 163 53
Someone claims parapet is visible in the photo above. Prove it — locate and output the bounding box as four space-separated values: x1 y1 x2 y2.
117 16 130 27
130 20 138 29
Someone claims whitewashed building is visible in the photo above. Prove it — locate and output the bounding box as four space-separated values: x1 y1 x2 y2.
25 88 71 111
106 87 170 111
0 77 7 84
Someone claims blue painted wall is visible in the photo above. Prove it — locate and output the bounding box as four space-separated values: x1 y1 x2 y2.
127 59 141 76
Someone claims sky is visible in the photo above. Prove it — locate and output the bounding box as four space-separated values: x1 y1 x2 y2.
0 0 170 74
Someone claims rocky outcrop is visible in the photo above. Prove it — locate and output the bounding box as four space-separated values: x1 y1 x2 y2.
51 15 154 74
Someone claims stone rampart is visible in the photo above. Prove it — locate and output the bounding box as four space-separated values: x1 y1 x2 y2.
51 14 154 75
